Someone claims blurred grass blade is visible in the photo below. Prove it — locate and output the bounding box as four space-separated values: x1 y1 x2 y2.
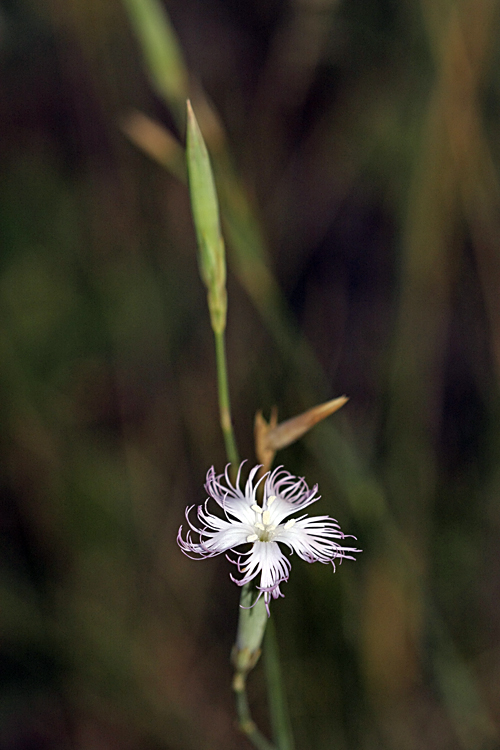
264 618 295 750
122 0 188 123
120 109 187 181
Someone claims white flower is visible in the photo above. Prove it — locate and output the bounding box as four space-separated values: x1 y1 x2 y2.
177 463 360 614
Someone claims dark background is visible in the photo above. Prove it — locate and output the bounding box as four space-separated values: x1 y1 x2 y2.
1 0 500 748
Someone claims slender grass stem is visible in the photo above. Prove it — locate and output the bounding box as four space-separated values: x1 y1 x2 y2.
214 328 239 468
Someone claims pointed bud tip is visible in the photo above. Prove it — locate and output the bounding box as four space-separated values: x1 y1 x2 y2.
258 395 349 455
186 99 200 138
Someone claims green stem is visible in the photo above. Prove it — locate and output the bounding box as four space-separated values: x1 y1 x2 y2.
213 302 284 750
214 328 239 468
234 673 277 750
264 618 295 750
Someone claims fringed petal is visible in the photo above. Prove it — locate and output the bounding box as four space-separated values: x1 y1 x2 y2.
177 462 360 615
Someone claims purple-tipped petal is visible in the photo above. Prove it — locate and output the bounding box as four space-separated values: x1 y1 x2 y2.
177 462 360 615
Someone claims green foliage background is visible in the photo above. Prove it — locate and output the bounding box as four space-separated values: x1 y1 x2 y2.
1 0 500 748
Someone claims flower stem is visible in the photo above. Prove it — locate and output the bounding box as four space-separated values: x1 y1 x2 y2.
214 328 239 468
213 331 276 749
233 671 277 750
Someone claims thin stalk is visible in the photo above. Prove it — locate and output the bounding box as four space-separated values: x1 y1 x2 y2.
264 618 295 750
214 336 277 750
214 328 239 468
234 674 277 750
214 324 293 750
213 327 271 748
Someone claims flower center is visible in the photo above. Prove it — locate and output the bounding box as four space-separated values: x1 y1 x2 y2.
246 495 278 543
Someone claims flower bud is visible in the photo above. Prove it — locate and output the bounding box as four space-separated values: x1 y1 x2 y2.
186 100 227 333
